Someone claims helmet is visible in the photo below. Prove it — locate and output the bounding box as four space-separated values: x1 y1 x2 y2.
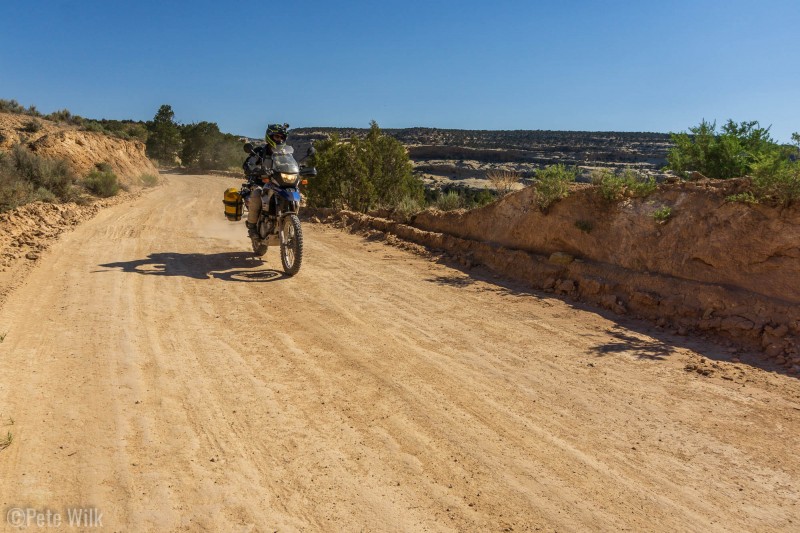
265 123 289 148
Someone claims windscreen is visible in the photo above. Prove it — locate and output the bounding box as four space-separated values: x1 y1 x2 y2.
271 145 299 174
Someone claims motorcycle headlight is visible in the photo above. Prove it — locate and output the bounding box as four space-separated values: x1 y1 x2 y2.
278 173 299 186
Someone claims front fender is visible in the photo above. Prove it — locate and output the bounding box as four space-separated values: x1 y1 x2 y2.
276 188 301 203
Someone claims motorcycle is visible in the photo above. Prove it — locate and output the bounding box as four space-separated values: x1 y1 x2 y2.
240 142 316 276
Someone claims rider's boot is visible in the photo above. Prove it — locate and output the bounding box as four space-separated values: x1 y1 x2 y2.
246 221 258 238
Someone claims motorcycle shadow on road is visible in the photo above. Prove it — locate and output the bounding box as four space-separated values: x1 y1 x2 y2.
95 252 284 282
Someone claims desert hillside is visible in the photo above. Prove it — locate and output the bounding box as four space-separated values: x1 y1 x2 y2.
0 111 157 186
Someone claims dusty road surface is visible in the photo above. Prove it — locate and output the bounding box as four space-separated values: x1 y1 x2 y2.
1 174 799 532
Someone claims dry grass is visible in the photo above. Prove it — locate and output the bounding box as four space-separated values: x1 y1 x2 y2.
486 169 519 196
0 431 12 451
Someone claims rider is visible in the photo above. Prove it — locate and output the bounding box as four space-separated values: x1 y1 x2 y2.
244 123 289 237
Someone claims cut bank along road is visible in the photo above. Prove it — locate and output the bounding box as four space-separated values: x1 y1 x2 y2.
0 174 798 532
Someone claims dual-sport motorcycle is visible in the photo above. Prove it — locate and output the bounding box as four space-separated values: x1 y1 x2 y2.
223 142 316 276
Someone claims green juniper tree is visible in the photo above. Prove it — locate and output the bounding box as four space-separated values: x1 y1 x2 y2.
145 105 182 165
306 121 422 212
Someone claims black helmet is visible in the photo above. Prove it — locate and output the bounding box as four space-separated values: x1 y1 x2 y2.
265 123 289 148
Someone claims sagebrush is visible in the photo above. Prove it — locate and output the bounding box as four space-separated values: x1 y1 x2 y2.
0 145 76 211
84 168 120 197
139 174 159 187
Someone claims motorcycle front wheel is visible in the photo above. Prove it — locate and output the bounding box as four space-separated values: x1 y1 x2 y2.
280 214 303 276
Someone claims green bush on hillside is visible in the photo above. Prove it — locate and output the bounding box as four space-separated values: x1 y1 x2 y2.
750 154 800 206
422 185 496 212
653 206 672 222
0 99 42 117
534 164 576 210
667 120 800 206
0 145 77 211
21 119 42 133
84 167 120 197
394 195 424 221
667 119 780 180
10 145 75 198
592 168 657 202
434 190 464 211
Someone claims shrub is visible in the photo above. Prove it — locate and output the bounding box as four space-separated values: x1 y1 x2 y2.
725 192 758 204
0 99 26 114
307 121 423 212
575 220 593 233
21 119 42 133
394 194 423 221
592 169 625 201
467 187 497 208
84 169 120 197
486 169 519 196
624 170 657 197
80 121 105 134
0 172 35 211
0 146 76 211
421 185 496 211
666 119 778 179
0 99 42 116
45 109 83 126
592 168 657 202
139 173 159 187
434 190 464 211
750 153 800 207
33 187 57 203
534 164 576 210
10 145 75 198
653 206 672 222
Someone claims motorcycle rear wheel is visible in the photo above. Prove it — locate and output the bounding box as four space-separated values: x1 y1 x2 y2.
280 214 303 276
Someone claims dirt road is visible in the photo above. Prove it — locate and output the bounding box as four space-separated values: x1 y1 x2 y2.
1 174 798 532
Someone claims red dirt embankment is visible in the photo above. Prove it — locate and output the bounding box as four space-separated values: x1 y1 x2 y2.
314 180 799 368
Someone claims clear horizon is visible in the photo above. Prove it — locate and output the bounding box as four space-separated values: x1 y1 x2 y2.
2 0 798 142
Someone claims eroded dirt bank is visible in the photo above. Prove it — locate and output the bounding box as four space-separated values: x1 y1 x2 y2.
0 112 158 185
309 179 799 369
0 192 141 307
0 174 798 532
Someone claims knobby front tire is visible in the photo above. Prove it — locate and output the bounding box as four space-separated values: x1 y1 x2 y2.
280 214 303 276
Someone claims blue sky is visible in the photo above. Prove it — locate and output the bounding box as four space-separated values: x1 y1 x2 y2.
1 0 798 141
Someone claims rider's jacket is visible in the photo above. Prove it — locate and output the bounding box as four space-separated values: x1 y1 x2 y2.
243 143 286 179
